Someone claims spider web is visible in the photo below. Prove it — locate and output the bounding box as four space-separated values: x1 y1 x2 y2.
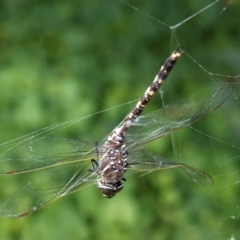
0 0 239 239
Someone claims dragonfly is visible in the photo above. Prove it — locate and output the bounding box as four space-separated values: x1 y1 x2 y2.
0 47 232 217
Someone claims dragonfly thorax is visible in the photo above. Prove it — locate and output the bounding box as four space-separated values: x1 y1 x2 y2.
95 133 129 197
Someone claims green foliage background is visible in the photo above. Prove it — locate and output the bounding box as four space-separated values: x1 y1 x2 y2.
0 0 239 239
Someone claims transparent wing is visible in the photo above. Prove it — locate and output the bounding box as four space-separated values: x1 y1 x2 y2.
125 87 232 150
0 162 96 218
0 136 96 174
128 149 213 187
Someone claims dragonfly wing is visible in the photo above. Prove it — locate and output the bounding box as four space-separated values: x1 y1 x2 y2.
0 162 96 218
128 149 213 187
125 86 232 149
0 136 96 174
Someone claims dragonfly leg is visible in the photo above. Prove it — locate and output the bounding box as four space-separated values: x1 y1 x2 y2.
88 159 99 173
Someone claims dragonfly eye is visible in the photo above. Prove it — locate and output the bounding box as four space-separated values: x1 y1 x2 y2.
97 180 124 198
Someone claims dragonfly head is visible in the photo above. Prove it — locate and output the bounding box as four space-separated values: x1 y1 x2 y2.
97 179 124 198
